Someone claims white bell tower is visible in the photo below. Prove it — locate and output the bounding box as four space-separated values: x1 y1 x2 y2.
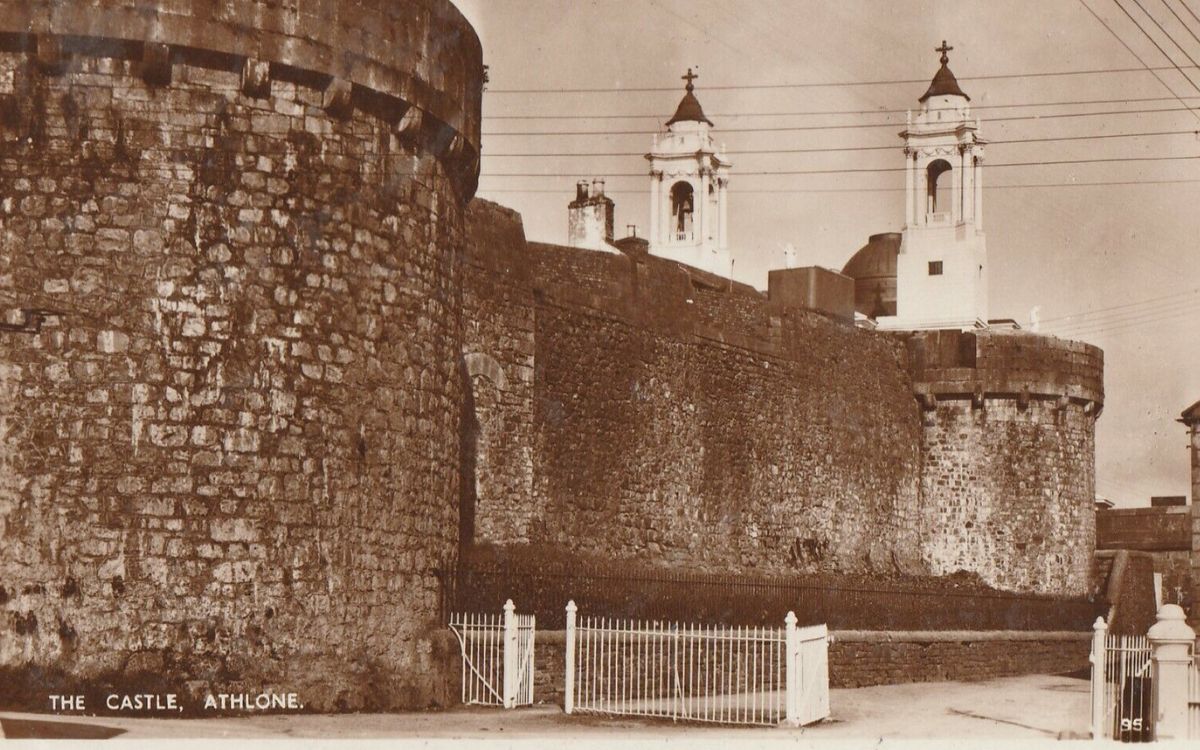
646 69 732 277
878 42 988 331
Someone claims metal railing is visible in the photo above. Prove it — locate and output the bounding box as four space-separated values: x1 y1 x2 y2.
564 602 828 727
1091 617 1154 742
449 600 535 708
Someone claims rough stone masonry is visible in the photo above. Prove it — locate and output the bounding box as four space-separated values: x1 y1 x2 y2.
0 0 482 712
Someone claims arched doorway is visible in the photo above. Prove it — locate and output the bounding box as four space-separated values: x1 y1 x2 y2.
670 181 694 239
926 159 952 216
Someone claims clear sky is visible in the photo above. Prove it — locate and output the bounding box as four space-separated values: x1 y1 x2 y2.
455 0 1200 508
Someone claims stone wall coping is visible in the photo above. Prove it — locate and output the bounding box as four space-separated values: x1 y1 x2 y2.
0 0 483 197
531 629 1090 645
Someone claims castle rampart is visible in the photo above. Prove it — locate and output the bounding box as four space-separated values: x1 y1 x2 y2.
908 330 1103 596
0 0 482 711
463 199 1104 598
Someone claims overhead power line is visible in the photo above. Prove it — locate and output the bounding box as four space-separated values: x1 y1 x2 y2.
476 178 1200 194
480 154 1200 178
1037 286 1200 324
484 95 1200 120
483 129 1198 158
482 106 1199 136
1158 0 1200 50
1123 0 1200 93
1077 0 1200 121
1043 295 1200 335
484 65 1200 94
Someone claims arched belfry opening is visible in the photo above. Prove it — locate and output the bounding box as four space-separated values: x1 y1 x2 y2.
646 69 732 276
926 159 952 215
670 181 694 238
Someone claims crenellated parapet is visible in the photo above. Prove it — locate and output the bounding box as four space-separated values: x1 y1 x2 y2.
0 0 483 198
906 329 1103 416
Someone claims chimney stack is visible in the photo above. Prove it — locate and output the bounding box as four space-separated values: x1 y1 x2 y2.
568 176 617 253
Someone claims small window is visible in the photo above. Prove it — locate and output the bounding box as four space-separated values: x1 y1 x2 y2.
928 261 943 276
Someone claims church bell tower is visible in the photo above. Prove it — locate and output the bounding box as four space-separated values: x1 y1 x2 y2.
646 69 732 277
879 42 989 330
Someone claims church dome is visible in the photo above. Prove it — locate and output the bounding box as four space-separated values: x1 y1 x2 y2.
919 42 970 102
842 232 900 318
666 68 714 127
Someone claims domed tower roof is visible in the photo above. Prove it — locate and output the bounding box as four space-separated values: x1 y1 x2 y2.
666 68 714 127
842 233 901 318
919 41 970 102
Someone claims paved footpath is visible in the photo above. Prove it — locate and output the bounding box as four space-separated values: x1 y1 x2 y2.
0 673 1092 743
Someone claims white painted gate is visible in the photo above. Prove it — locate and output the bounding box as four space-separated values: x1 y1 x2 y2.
564 603 829 727
792 622 830 726
449 599 535 708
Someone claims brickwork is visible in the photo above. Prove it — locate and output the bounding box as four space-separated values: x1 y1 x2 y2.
0 0 482 712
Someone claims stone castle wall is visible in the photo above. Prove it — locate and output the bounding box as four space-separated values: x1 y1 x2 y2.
0 0 483 711
464 200 1104 596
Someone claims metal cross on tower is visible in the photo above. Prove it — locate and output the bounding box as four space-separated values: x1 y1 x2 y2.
936 40 953 64
682 67 698 91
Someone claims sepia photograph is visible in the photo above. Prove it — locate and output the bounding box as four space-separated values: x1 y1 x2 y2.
0 0 1197 745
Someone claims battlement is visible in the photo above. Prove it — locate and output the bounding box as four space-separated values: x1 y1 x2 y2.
0 0 483 197
906 328 1104 414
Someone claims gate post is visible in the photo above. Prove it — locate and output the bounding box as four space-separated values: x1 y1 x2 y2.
503 599 517 709
784 611 799 727
1147 603 1196 740
1090 616 1107 741
565 600 577 715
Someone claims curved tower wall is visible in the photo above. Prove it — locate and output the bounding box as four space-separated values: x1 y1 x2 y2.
0 0 482 710
910 330 1104 596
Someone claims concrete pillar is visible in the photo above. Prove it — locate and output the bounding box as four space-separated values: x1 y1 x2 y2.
958 147 967 223
699 170 710 246
1147 603 1196 740
974 156 984 231
904 151 914 228
962 148 975 225
718 177 728 250
649 172 660 248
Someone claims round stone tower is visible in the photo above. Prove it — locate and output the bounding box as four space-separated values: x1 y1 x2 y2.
0 1 482 710
908 330 1104 597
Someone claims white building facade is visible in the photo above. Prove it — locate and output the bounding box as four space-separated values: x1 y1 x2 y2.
877 43 989 331
646 69 733 278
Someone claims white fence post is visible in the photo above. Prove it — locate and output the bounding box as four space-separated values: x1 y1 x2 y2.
785 610 799 727
1090 616 1107 741
565 600 577 715
1147 603 1196 740
503 599 517 709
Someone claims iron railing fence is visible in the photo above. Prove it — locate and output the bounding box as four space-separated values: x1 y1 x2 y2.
565 604 829 727
448 560 1101 631
1090 625 1154 742
448 600 536 708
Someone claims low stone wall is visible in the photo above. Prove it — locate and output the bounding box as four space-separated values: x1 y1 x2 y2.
828 630 1090 688
527 629 1090 706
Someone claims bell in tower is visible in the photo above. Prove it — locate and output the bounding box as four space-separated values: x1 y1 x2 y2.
646 69 733 278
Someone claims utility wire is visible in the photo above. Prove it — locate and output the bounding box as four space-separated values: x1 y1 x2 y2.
483 129 1197 157
1078 0 1200 121
1126 0 1200 91
1158 0 1200 49
1037 286 1199 323
481 154 1200 178
484 95 1200 120
482 106 1199 135
478 178 1200 194
1180 0 1200 29
1044 296 1200 335
484 65 1200 94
